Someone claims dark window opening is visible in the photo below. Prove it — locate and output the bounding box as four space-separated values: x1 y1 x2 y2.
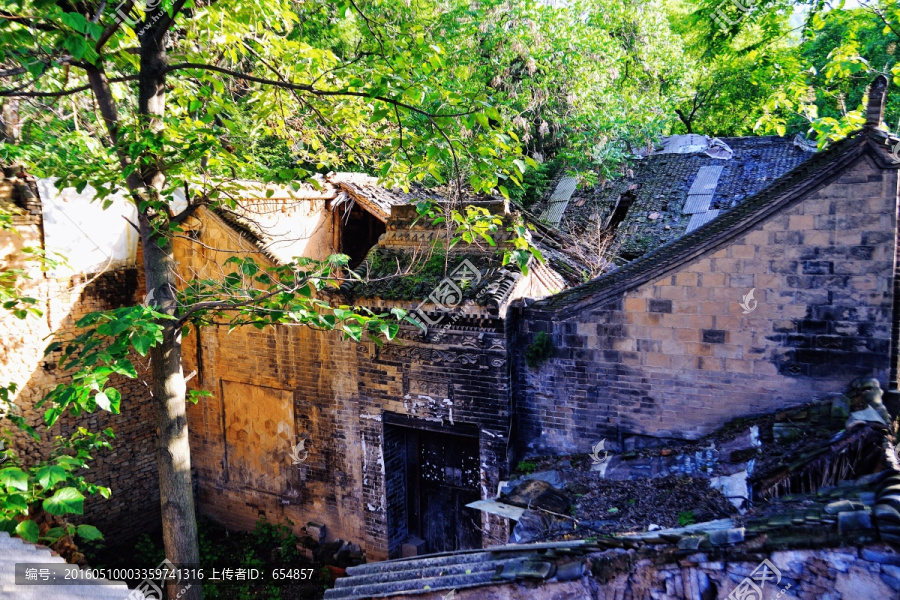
335 203 386 268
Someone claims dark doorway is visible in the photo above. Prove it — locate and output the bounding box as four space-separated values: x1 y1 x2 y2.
335 203 385 268
384 418 482 556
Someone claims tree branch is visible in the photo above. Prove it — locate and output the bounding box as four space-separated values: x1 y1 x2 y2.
162 62 479 119
95 0 134 52
0 74 138 97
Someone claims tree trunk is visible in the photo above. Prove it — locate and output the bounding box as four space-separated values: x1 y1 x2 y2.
142 224 201 600
0 99 20 142
139 14 203 600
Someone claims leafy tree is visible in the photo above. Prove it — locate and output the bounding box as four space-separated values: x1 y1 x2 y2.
683 0 900 144
0 1 540 597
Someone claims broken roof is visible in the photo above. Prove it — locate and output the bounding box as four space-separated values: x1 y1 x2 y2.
331 202 589 315
577 135 813 260
329 172 443 223
533 129 897 314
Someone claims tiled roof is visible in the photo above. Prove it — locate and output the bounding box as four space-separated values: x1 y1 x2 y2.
557 136 815 261
329 173 441 222
323 540 598 600
532 130 889 314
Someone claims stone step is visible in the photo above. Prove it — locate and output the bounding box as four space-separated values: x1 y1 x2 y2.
324 570 494 599
343 540 589 577
0 532 143 599
331 556 514 589
342 551 491 578
0 585 141 599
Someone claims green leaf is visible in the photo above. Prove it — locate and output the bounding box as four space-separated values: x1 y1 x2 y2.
15 520 39 543
513 159 527 174
76 524 104 541
36 465 67 489
0 468 29 491
104 388 121 412
63 35 88 60
131 334 154 356
2 493 28 513
42 487 85 516
94 391 111 411
370 107 389 123
60 12 88 33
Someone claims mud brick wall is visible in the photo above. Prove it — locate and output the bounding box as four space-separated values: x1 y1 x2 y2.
1 176 159 544
516 153 900 455
182 320 512 561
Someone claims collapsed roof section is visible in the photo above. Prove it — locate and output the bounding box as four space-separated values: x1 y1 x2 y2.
323 379 900 599
331 200 591 322
207 173 593 322
542 135 815 264
533 127 900 314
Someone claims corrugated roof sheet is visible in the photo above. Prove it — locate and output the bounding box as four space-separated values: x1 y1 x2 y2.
686 209 721 233
539 177 578 227
681 193 713 215
687 165 723 196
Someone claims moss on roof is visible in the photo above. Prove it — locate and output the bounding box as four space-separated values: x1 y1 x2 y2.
342 246 505 303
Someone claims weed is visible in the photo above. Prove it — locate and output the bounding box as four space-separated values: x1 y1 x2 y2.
525 331 554 368
516 460 538 474
677 510 696 527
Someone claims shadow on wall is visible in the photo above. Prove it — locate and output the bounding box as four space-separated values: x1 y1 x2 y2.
1 262 161 546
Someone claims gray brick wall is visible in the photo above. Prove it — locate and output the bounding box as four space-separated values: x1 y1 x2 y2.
515 153 900 456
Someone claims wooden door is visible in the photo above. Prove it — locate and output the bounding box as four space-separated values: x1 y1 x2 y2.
408 430 482 553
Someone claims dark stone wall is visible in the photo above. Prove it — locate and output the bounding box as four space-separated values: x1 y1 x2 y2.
514 154 900 456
